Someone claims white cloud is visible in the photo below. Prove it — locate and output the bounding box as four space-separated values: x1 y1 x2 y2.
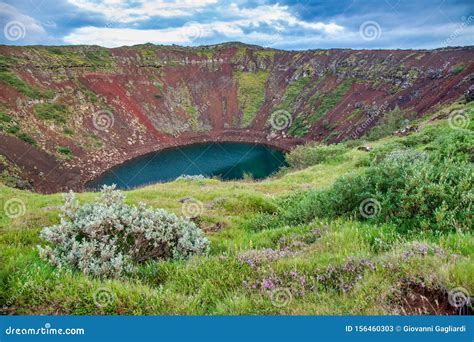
67 0 218 22
64 22 245 47
227 3 344 34
65 26 194 46
63 2 344 47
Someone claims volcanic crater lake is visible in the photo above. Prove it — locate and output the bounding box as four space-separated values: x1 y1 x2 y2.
88 142 286 190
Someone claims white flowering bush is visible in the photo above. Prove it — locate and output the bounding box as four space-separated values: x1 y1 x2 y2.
38 185 209 277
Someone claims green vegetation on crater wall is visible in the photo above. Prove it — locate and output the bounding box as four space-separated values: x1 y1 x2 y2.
310 79 353 123
0 71 46 99
173 83 199 129
0 55 18 70
281 74 350 138
287 116 311 137
44 47 113 68
267 72 314 136
231 46 247 63
235 70 269 127
6 125 19 134
254 49 276 60
450 63 465 75
278 76 312 112
0 155 23 187
139 47 158 61
196 48 215 59
34 103 69 124
17 133 36 146
57 146 72 156
286 74 329 137
346 108 362 121
0 111 36 145
0 111 12 123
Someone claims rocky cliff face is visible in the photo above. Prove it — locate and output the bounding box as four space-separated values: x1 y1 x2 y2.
0 43 473 192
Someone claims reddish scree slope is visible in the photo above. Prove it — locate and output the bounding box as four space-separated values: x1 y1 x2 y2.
0 43 473 193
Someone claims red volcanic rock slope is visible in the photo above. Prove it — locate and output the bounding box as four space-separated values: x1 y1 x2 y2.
0 43 473 192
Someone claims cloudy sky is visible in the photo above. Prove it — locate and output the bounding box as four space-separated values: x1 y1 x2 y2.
0 0 473 49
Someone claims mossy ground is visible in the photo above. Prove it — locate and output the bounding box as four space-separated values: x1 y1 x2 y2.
0 103 472 315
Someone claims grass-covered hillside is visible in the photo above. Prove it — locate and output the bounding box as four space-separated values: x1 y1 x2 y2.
0 101 472 315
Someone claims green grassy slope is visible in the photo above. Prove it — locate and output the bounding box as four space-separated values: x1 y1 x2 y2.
0 101 472 315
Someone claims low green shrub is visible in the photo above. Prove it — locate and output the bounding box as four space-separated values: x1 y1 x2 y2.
38 185 210 278
17 133 36 145
344 139 366 149
6 125 19 134
450 63 465 75
63 128 74 136
286 143 347 169
425 129 474 163
0 111 12 123
251 148 473 233
57 146 72 156
368 141 407 163
327 150 472 232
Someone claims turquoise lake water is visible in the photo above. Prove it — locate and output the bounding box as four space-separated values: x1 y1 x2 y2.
87 142 286 189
